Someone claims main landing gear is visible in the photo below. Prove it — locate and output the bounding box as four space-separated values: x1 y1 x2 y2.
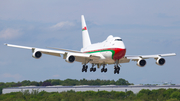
82 61 120 74
101 65 107 73
90 64 96 72
82 64 96 72
82 65 88 72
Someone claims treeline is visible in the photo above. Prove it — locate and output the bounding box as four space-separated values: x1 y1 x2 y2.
0 78 133 94
0 88 180 101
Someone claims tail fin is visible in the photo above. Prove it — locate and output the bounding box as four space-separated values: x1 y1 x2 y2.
81 15 91 48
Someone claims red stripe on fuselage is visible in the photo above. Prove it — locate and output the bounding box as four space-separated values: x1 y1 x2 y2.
84 48 126 60
113 48 126 60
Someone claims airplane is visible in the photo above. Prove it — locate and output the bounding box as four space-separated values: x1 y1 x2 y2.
5 15 176 74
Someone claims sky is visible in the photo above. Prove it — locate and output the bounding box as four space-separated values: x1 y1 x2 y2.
0 0 180 85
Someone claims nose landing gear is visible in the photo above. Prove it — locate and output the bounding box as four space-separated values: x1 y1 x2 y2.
114 65 120 74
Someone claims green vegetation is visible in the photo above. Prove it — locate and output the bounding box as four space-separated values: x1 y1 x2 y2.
0 78 132 94
1 78 180 100
0 88 180 101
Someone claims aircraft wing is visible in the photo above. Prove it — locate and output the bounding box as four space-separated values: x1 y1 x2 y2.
125 53 176 61
120 53 176 67
5 44 65 57
5 44 100 64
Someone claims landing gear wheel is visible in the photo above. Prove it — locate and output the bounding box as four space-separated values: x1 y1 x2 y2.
90 67 96 72
117 66 120 74
117 71 119 74
104 68 107 73
82 65 88 73
114 69 116 74
90 68 93 72
93 68 96 72
118 66 120 70
114 65 120 74
101 68 104 72
83 65 85 68
101 67 107 73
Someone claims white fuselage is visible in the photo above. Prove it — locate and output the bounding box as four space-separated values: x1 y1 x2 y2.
81 35 125 52
81 35 126 64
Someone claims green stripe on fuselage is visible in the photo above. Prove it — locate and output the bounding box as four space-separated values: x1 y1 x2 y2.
86 50 115 59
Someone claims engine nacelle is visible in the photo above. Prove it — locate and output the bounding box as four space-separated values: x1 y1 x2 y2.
65 54 75 63
137 59 146 67
156 57 165 66
32 51 42 59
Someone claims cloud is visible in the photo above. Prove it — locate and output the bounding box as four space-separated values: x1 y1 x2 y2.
0 28 22 39
52 74 60 78
0 73 22 80
50 21 75 30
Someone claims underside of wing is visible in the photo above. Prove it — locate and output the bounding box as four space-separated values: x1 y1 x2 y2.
63 52 102 64
125 53 176 67
5 44 65 57
125 53 176 60
5 44 101 64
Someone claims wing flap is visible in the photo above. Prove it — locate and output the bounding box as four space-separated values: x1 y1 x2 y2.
47 47 82 53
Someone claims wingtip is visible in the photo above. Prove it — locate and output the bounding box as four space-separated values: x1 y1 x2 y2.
170 53 176 56
4 43 7 46
173 53 176 56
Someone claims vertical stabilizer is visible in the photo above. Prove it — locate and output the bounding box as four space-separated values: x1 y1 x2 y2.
81 15 91 48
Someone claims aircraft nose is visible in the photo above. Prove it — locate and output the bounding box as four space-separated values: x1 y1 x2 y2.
121 42 126 49
113 48 126 60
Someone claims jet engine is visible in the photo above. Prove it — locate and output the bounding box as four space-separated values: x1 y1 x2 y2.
32 51 42 59
137 59 146 67
156 57 165 66
65 54 75 63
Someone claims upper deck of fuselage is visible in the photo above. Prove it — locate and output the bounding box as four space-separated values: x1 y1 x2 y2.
81 35 125 52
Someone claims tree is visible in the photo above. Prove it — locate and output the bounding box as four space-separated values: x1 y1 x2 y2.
21 80 31 86
116 78 131 85
170 91 180 100
30 81 39 86
110 80 116 85
42 82 52 86
51 79 62 85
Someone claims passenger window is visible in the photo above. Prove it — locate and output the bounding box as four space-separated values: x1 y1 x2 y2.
115 39 122 41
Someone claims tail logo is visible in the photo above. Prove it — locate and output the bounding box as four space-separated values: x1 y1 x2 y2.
82 27 87 31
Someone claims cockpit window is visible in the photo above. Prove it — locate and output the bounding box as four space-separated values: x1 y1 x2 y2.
115 39 122 41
